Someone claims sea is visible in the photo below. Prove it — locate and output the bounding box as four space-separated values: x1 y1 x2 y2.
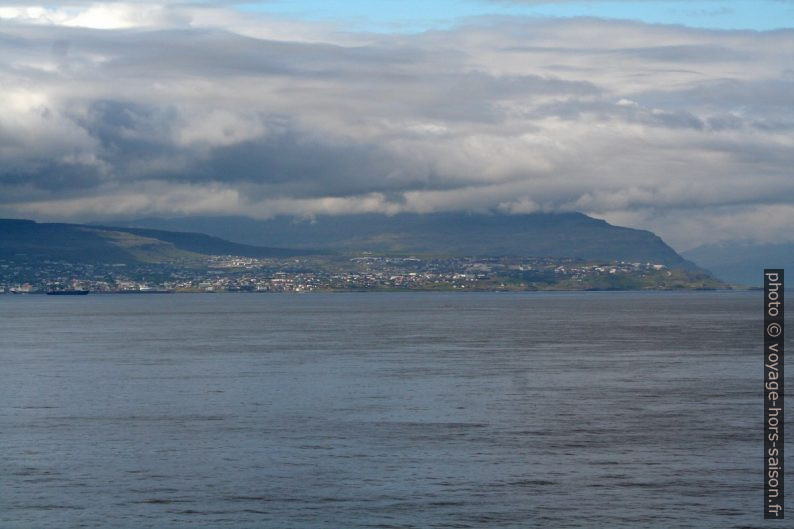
0 291 787 528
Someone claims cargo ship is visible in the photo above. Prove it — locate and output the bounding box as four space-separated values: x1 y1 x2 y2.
46 290 90 295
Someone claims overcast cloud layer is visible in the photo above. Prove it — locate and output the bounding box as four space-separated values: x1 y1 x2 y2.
0 3 792 249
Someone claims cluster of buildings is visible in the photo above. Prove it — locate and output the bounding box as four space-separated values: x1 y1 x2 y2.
0 254 692 294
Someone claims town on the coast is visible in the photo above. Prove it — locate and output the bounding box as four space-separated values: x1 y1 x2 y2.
1 254 725 294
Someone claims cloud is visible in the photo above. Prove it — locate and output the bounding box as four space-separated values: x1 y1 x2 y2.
0 5 792 249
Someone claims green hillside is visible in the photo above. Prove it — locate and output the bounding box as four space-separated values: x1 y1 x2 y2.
111 212 695 267
0 219 310 264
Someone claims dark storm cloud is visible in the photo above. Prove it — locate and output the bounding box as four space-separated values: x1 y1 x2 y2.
0 6 792 248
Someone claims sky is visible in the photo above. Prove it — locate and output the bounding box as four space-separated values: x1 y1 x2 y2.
0 1 792 250
244 1 794 32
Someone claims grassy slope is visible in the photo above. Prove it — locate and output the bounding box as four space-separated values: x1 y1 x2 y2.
0 219 309 264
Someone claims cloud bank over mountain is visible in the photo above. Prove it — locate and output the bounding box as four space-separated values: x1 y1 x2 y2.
0 2 792 249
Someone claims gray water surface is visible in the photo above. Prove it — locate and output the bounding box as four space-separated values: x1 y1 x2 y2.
0 291 784 528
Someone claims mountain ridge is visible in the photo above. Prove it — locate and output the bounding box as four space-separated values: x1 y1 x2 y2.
102 212 695 268
0 218 311 263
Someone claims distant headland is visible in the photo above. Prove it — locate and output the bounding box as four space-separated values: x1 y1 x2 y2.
0 214 729 293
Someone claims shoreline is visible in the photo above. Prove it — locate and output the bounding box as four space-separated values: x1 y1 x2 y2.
1 286 752 295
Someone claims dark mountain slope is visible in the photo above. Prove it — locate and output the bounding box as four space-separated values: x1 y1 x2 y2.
0 219 310 263
0 219 133 262
110 212 693 267
90 224 313 258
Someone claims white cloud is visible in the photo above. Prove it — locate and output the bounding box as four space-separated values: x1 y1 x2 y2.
174 110 268 148
0 3 175 29
0 7 792 248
